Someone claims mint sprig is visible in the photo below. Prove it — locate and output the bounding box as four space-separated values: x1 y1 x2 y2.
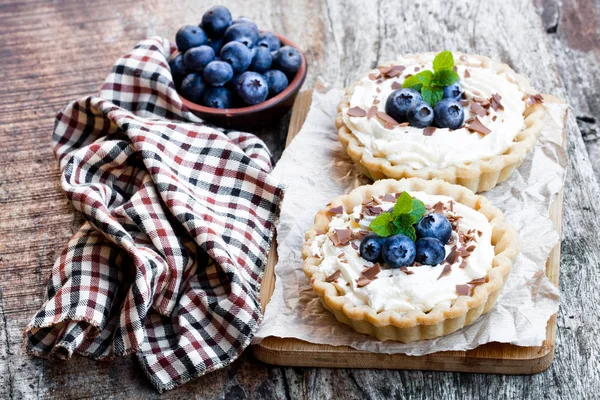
369 192 426 241
402 51 460 107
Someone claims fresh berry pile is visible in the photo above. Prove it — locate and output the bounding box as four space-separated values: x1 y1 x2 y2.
360 192 453 268
385 51 465 130
169 5 303 109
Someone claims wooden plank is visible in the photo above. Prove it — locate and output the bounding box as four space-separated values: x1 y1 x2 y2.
1 0 599 398
253 91 564 373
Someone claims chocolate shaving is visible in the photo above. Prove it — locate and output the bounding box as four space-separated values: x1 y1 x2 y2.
346 282 350 286
329 228 353 246
477 230 483 237
459 55 467 61
468 277 486 285
313 253 322 259
375 87 381 93
448 200 454 212
353 230 369 240
378 65 392 74
326 270 341 282
472 90 480 96
460 100 470 107
491 93 504 111
444 250 459 265
466 245 476 252
376 111 399 126
373 98 380 104
367 105 378 119
466 116 492 135
347 106 367 117
456 284 471 296
391 81 402 90
399 122 410 127
375 79 384 84
368 71 381 80
414 66 421 72
363 205 383 216
470 102 487 117
480 99 491 108
423 127 437 136
437 263 452 280
492 115 497 122
351 242 359 250
459 259 468 269
328 205 344 215
337 252 345 258
381 193 396 202
433 202 445 214
464 69 471 78
385 65 406 77
400 266 414 275
526 94 544 106
453 66 458 72
356 263 381 287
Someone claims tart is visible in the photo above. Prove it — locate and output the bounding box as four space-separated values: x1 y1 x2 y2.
302 178 519 342
336 52 546 192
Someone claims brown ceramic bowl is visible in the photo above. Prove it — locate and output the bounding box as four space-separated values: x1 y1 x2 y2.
172 34 307 130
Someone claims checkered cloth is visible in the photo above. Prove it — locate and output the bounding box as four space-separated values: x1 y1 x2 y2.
24 37 285 392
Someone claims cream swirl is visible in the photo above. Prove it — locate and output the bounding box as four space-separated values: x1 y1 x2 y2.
311 191 495 314
342 53 530 169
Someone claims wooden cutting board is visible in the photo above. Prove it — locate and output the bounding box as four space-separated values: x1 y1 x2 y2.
251 90 564 374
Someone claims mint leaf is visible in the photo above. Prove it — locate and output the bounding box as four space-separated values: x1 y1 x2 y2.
410 198 426 222
392 192 413 216
432 70 459 87
392 216 417 241
416 70 433 86
402 74 421 89
433 51 454 72
421 87 444 107
370 213 396 237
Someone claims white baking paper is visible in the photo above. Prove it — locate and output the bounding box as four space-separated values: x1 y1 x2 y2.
253 82 567 355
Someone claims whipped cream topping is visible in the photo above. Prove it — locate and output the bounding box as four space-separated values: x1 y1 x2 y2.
342 53 530 169
311 191 495 314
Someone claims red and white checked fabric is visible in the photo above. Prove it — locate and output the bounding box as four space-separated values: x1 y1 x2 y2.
24 37 285 392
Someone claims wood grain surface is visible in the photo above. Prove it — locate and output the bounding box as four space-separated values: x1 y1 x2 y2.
1 0 599 398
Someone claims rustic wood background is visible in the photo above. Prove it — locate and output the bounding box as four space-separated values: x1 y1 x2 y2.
1 0 599 398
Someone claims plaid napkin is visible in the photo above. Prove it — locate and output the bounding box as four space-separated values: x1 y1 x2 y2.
24 37 285 392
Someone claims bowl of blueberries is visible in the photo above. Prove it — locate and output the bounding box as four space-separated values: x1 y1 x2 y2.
169 5 307 129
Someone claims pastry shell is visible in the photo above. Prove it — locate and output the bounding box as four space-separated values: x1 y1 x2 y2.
336 53 545 193
302 178 520 342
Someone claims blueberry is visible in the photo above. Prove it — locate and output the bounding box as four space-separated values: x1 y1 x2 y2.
359 233 385 263
434 99 465 130
168 54 186 87
256 32 281 51
183 45 215 72
231 17 254 25
236 71 268 105
179 73 207 103
220 41 253 74
272 46 303 76
207 37 224 54
381 234 416 268
203 61 234 86
263 70 289 98
384 88 422 122
201 87 234 109
415 238 446 266
223 22 259 48
442 82 463 101
406 101 434 128
175 25 208 53
249 46 272 73
201 6 232 38
415 213 452 244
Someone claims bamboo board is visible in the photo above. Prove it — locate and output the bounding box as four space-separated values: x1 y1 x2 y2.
251 90 565 374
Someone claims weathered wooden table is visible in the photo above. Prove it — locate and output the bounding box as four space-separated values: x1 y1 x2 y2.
1 0 599 398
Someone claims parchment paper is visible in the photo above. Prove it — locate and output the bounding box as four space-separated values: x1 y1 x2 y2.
253 83 567 355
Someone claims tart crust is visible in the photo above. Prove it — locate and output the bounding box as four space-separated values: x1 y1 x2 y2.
302 178 520 342
336 52 545 193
